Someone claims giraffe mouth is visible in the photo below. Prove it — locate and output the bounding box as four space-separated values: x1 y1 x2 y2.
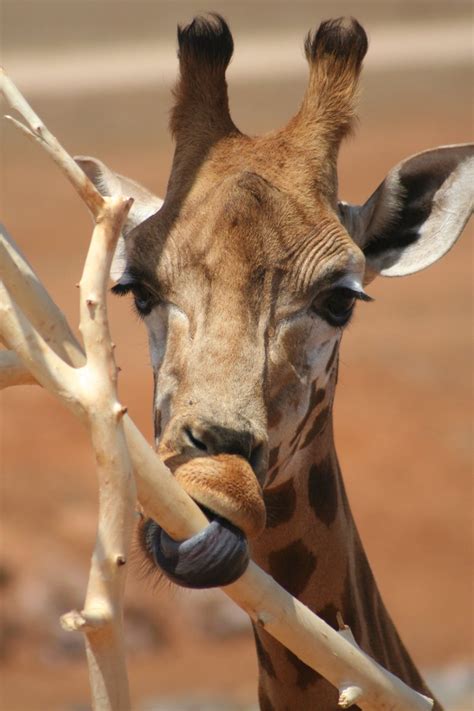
140 454 266 588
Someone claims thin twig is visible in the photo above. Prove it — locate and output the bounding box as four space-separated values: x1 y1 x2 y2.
1 68 104 218
0 281 83 411
0 224 85 366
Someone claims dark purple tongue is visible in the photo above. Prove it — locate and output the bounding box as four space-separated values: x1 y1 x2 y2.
143 509 249 588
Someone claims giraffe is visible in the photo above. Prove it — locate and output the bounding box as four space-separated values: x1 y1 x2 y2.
76 14 473 710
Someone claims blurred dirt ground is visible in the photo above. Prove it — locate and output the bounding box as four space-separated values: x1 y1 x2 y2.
1 1 473 710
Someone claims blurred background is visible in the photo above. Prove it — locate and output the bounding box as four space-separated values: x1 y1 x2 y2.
0 1 472 709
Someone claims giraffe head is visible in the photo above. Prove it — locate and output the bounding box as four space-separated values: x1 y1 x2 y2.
77 15 473 587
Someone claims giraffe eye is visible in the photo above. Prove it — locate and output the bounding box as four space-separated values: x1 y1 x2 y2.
131 285 154 316
314 287 357 327
111 280 157 317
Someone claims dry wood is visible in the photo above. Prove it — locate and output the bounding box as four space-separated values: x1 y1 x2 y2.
0 69 434 711
0 349 37 388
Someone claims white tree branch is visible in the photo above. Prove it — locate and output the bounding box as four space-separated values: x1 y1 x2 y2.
1 68 104 218
0 281 84 411
1 70 434 711
0 224 84 366
59 192 135 710
0 350 38 388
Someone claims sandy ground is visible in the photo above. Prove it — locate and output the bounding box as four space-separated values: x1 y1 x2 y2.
1 2 473 709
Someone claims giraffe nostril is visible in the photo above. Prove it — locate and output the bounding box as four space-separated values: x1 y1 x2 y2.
184 427 208 452
177 420 268 481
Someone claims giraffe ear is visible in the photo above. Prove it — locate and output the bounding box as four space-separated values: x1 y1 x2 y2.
339 144 473 278
74 156 163 280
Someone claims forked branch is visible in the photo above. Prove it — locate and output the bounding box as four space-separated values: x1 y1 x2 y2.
0 70 433 711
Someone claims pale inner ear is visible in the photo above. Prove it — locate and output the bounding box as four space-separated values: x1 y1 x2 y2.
408 159 473 268
372 157 473 277
110 236 128 282
75 156 163 281
339 145 473 278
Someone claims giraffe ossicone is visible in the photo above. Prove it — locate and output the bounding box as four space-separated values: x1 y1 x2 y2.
76 13 472 711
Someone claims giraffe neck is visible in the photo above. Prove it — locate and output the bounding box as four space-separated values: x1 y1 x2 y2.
251 387 440 710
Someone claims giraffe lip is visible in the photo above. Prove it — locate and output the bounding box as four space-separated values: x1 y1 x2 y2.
147 506 250 589
173 454 267 538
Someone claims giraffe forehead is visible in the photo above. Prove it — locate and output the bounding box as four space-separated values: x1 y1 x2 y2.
131 170 363 299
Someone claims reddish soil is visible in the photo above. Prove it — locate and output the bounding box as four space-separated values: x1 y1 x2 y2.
1 19 472 711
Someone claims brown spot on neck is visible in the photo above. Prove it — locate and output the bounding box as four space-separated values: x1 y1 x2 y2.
268 539 317 597
263 478 297 528
268 445 280 470
253 626 277 679
285 648 323 690
266 445 281 487
316 602 339 630
307 457 338 527
298 405 330 451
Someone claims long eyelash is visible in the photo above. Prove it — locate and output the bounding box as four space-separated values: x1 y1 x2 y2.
132 305 147 321
111 282 134 296
354 290 374 303
111 281 148 320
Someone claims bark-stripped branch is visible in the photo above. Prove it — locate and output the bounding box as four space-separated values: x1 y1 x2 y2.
1 68 104 218
59 195 136 711
0 70 433 711
0 225 84 366
0 349 37 388
0 280 84 410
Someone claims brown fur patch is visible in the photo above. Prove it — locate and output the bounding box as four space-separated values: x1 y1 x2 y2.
268 445 280 470
307 458 338 526
265 466 280 488
316 602 339 629
265 446 281 487
285 649 323 690
154 408 162 439
258 687 275 711
299 407 330 450
325 341 339 374
263 478 297 528
341 567 363 645
268 539 317 597
267 406 283 428
290 381 325 446
253 628 277 679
